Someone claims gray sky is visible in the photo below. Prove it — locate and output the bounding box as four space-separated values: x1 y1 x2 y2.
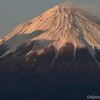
0 0 100 38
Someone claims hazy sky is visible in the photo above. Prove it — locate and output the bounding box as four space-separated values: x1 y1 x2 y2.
0 0 100 38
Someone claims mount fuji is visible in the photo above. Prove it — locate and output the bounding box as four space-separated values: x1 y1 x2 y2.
0 4 100 100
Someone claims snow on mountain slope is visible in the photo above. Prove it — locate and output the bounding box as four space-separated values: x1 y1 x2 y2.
0 5 100 63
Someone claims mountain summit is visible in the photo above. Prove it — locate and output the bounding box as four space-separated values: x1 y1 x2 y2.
1 5 100 100
0 5 100 63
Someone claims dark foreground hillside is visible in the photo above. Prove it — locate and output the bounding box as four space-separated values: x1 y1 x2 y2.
0 43 100 100
1 75 100 100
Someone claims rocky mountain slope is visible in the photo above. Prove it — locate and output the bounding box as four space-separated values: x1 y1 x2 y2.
0 5 100 100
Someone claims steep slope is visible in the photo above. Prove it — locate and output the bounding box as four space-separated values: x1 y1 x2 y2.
0 4 100 76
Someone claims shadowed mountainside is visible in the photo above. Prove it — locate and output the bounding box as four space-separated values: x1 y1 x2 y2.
0 42 100 100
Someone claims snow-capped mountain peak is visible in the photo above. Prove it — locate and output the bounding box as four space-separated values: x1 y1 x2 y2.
0 5 100 64
1 4 100 99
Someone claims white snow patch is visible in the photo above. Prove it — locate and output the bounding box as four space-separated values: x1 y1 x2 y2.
26 50 33 57
36 49 44 55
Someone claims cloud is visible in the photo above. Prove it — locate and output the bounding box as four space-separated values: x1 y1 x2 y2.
60 1 100 18
60 1 76 7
